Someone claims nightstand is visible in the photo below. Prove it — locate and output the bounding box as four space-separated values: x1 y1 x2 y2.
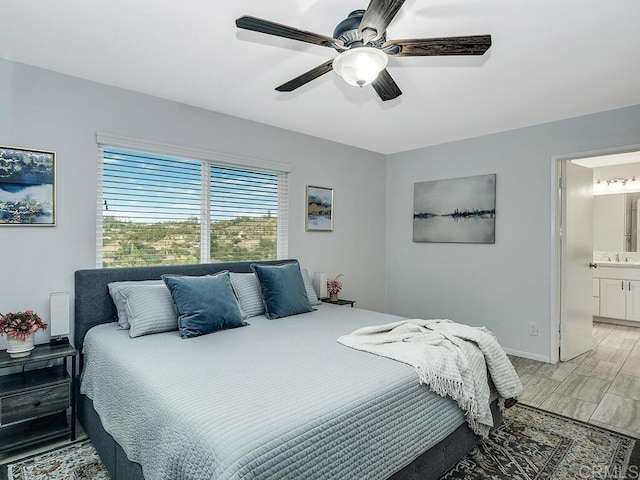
321 298 356 308
0 343 77 455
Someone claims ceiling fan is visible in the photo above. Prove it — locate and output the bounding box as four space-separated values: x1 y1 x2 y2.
235 0 492 101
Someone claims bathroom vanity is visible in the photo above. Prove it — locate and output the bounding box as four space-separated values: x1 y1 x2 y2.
593 263 640 323
592 192 640 324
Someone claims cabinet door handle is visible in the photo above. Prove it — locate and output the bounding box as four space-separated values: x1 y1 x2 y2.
622 281 625 290
630 281 632 291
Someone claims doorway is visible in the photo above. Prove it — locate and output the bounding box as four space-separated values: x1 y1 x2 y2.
552 146 640 363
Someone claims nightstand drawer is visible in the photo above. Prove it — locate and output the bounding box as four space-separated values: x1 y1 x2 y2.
1 383 70 425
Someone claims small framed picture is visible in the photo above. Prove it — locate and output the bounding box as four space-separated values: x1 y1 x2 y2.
306 185 333 232
0 145 56 226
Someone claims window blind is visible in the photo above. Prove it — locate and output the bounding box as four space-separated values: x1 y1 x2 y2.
209 165 278 262
100 148 201 267
96 142 288 268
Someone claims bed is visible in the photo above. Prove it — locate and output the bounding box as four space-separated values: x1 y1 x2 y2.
75 260 505 480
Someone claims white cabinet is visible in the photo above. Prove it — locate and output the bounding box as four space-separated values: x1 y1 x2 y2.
600 279 626 319
627 281 640 321
592 278 600 316
599 278 640 322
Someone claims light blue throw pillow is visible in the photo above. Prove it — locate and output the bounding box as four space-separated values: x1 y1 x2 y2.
108 279 165 329
301 268 322 306
162 271 246 338
229 272 265 319
117 284 178 338
251 262 314 319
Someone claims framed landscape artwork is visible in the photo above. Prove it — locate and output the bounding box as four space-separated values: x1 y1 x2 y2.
413 174 496 243
0 145 56 226
306 185 333 232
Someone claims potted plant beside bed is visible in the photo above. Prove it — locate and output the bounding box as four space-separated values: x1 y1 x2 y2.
0 310 48 358
327 274 343 302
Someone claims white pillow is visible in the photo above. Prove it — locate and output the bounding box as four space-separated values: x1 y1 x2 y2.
229 272 265 319
108 280 165 329
301 268 322 306
116 284 178 338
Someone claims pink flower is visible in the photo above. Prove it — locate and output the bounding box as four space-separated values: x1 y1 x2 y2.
10 331 30 341
0 310 47 338
327 274 344 294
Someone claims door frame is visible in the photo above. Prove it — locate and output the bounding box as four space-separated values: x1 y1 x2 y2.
550 143 640 363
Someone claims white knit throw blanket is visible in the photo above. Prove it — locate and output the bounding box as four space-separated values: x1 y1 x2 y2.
337 319 523 437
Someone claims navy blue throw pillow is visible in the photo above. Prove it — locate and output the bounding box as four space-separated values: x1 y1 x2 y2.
251 262 314 319
162 271 246 338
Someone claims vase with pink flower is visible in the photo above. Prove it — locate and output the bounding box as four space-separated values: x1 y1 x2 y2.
1 310 48 358
327 274 343 302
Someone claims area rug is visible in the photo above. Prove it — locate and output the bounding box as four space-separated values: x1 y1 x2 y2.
2 405 639 479
443 403 640 479
1 440 109 480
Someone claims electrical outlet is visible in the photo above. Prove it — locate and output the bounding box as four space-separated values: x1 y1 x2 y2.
528 322 539 336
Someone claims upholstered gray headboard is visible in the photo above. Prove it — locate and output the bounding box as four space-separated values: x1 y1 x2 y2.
74 259 291 352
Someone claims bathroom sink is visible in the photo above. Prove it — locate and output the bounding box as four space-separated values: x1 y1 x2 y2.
596 260 640 267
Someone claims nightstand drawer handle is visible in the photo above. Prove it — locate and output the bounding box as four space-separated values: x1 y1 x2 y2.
33 400 41 407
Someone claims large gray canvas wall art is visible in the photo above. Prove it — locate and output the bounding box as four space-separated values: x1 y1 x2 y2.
413 174 496 243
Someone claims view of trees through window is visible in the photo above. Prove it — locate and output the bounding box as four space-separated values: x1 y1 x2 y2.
101 148 278 267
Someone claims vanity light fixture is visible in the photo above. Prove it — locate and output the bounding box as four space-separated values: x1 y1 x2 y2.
594 176 638 195
598 176 636 186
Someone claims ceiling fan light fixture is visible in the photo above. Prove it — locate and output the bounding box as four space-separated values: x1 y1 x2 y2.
333 47 388 87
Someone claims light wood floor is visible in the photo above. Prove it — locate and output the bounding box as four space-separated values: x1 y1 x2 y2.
511 321 640 438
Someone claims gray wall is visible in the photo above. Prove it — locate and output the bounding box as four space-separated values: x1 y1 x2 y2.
385 104 640 361
0 59 387 348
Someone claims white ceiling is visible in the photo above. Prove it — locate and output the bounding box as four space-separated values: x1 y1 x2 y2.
1 0 639 154
573 150 640 168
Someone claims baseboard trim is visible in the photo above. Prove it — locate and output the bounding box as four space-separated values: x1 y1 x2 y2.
593 316 640 328
503 348 551 363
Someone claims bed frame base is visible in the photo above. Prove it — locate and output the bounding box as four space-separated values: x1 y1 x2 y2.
78 391 143 479
390 400 502 480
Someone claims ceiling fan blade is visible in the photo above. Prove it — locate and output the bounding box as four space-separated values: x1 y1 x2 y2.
359 0 406 42
383 35 492 57
371 69 402 101
236 16 343 49
276 60 334 92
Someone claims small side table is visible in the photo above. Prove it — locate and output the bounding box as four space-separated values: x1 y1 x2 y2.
0 343 77 455
321 298 355 308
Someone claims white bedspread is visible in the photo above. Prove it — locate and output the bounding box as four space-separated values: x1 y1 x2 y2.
337 319 523 437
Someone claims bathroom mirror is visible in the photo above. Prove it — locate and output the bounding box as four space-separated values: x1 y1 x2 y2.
593 192 640 252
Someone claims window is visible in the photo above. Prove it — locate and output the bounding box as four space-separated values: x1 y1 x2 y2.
96 138 289 268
